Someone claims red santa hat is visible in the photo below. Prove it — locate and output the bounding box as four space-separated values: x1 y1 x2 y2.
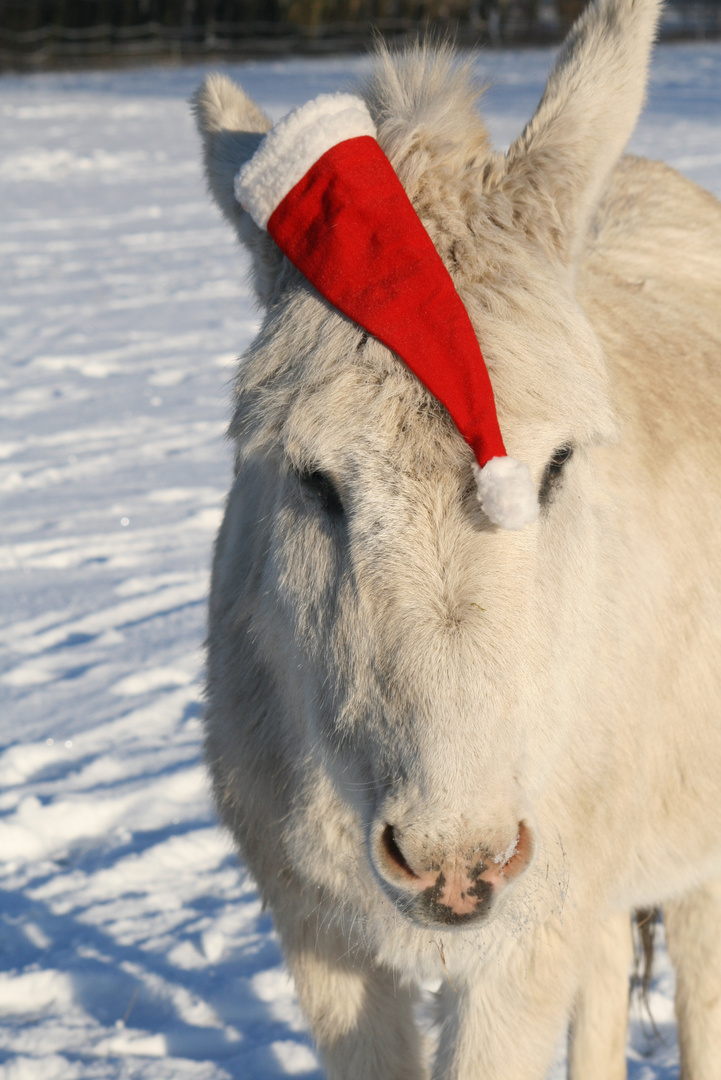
235 92 538 530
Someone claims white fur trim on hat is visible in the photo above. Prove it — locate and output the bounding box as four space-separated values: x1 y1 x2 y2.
234 93 377 231
473 456 539 530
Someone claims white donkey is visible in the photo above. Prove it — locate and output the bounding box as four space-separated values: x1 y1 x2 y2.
194 0 721 1074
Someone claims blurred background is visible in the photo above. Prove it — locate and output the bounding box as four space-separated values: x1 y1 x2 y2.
1 0 719 70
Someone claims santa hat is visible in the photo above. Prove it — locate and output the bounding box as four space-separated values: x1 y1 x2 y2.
235 93 538 530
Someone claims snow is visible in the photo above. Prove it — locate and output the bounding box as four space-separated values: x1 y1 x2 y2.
1 42 719 1079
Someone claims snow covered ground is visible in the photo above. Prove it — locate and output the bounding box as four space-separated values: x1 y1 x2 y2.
0 41 719 1080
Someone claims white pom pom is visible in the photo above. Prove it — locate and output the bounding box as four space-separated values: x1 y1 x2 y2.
473 456 538 530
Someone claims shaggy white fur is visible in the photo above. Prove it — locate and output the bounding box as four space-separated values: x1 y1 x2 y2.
234 93 376 230
194 0 721 1077
473 456 539 530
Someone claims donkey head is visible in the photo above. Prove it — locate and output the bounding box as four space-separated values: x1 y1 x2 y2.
197 0 659 932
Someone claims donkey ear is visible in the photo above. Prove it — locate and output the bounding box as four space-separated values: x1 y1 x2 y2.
193 73 271 231
192 74 283 304
505 0 662 266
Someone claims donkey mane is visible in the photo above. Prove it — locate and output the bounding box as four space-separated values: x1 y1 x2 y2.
363 42 493 184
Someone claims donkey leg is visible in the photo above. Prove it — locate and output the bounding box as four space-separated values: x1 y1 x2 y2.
283 927 427 1080
567 910 633 1080
432 921 580 1080
664 879 721 1080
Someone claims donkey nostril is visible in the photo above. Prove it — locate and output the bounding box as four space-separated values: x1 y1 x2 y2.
381 824 418 879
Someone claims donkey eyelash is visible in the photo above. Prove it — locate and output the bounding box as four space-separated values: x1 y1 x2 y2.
295 467 345 518
539 444 574 506
548 445 574 472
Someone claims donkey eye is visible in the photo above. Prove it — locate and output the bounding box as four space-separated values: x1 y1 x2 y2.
298 469 344 518
548 445 573 474
539 445 574 507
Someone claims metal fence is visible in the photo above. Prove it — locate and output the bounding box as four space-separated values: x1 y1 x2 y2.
0 0 719 69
